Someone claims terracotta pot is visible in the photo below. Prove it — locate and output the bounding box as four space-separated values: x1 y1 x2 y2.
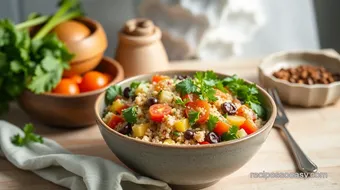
18 57 124 128
115 18 169 77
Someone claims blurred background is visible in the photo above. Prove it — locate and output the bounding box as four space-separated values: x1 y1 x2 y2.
0 0 336 61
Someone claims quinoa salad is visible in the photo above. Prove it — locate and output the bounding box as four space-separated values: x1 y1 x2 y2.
102 71 266 145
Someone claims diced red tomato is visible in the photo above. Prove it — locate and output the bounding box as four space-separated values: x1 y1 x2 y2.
240 119 258 134
182 93 199 103
236 105 257 121
116 105 129 114
149 104 172 122
152 75 170 83
214 121 231 136
108 115 124 129
200 141 210 145
185 100 210 124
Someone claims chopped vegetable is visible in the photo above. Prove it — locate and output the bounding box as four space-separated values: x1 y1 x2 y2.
214 121 230 136
152 75 170 83
236 128 248 138
240 119 258 134
174 118 189 132
11 123 43 146
159 90 173 103
149 104 172 122
122 106 137 124
105 85 122 105
227 115 246 127
109 99 128 114
185 100 210 124
108 114 124 129
132 123 150 137
221 125 238 141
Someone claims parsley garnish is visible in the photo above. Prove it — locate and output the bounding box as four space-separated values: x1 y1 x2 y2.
105 85 122 104
188 110 200 125
222 75 265 118
129 81 143 97
193 71 220 102
11 123 43 146
221 125 239 141
122 106 137 124
175 79 197 96
173 131 180 137
175 97 189 106
207 115 219 131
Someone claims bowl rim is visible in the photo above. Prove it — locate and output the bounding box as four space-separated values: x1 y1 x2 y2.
94 70 277 149
259 50 340 89
37 56 124 98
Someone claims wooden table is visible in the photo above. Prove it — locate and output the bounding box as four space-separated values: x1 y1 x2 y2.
1 58 340 190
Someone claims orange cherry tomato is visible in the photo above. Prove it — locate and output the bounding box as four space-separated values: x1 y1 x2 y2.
152 75 170 83
240 119 258 134
69 75 82 84
79 71 109 92
182 93 199 103
53 79 79 95
108 114 124 129
185 100 210 124
149 104 172 122
103 73 113 83
214 121 231 136
200 141 210 145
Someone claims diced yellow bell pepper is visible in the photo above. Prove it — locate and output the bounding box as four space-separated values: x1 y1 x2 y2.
163 139 175 144
109 99 126 113
227 115 246 127
132 123 150 137
174 118 189 132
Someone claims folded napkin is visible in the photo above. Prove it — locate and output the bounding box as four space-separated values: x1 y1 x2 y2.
0 120 171 190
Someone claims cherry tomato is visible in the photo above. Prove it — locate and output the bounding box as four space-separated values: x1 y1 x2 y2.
103 73 113 83
240 119 258 134
214 121 231 136
182 93 199 103
200 141 210 145
149 104 172 122
69 75 82 84
53 79 79 95
79 71 109 92
152 75 170 83
185 100 210 124
108 114 124 129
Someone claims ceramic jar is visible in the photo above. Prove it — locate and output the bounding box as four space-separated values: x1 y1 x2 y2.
115 18 169 77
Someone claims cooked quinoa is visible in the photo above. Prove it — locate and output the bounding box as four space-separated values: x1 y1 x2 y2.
102 71 266 145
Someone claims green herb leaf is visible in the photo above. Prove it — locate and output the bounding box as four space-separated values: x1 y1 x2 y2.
175 97 189 106
129 81 143 97
105 85 122 105
173 131 180 137
122 106 137 124
11 123 44 146
207 115 219 131
221 125 239 141
175 79 196 95
188 110 200 126
250 102 265 118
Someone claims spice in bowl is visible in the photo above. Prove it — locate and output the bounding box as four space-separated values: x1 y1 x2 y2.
272 65 340 85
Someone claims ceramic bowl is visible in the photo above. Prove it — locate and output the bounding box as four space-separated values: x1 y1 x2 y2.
259 50 340 107
95 71 276 189
18 57 124 128
62 17 108 77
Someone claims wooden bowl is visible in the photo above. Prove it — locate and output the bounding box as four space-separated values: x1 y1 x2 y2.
63 17 108 77
18 57 124 128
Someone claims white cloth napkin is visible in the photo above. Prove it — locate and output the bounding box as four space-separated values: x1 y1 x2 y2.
0 120 171 190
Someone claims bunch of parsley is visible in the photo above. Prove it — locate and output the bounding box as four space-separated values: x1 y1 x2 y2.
0 0 82 114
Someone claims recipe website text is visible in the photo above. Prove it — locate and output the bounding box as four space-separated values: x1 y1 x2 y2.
250 171 328 179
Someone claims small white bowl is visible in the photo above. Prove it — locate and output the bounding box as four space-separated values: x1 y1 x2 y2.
258 50 340 107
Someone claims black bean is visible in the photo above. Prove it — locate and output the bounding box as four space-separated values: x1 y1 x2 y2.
123 87 131 98
147 97 158 106
119 123 132 135
221 102 237 115
184 130 194 140
176 75 189 80
205 132 219 144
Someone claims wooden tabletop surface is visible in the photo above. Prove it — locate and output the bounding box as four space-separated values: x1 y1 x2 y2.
1 58 340 190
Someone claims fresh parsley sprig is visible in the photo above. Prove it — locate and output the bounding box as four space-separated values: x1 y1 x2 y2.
11 123 44 146
221 125 238 141
188 110 200 126
207 115 219 131
122 106 137 124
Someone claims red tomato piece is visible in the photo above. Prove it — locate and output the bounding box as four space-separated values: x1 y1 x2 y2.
236 105 257 121
182 93 199 103
214 121 231 136
116 104 129 114
149 104 172 122
200 141 210 145
185 100 210 124
240 119 258 134
108 115 124 129
53 79 80 95
79 71 109 92
69 75 82 85
152 75 170 83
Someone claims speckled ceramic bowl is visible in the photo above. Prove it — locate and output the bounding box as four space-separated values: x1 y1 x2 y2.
259 50 340 107
95 71 276 189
